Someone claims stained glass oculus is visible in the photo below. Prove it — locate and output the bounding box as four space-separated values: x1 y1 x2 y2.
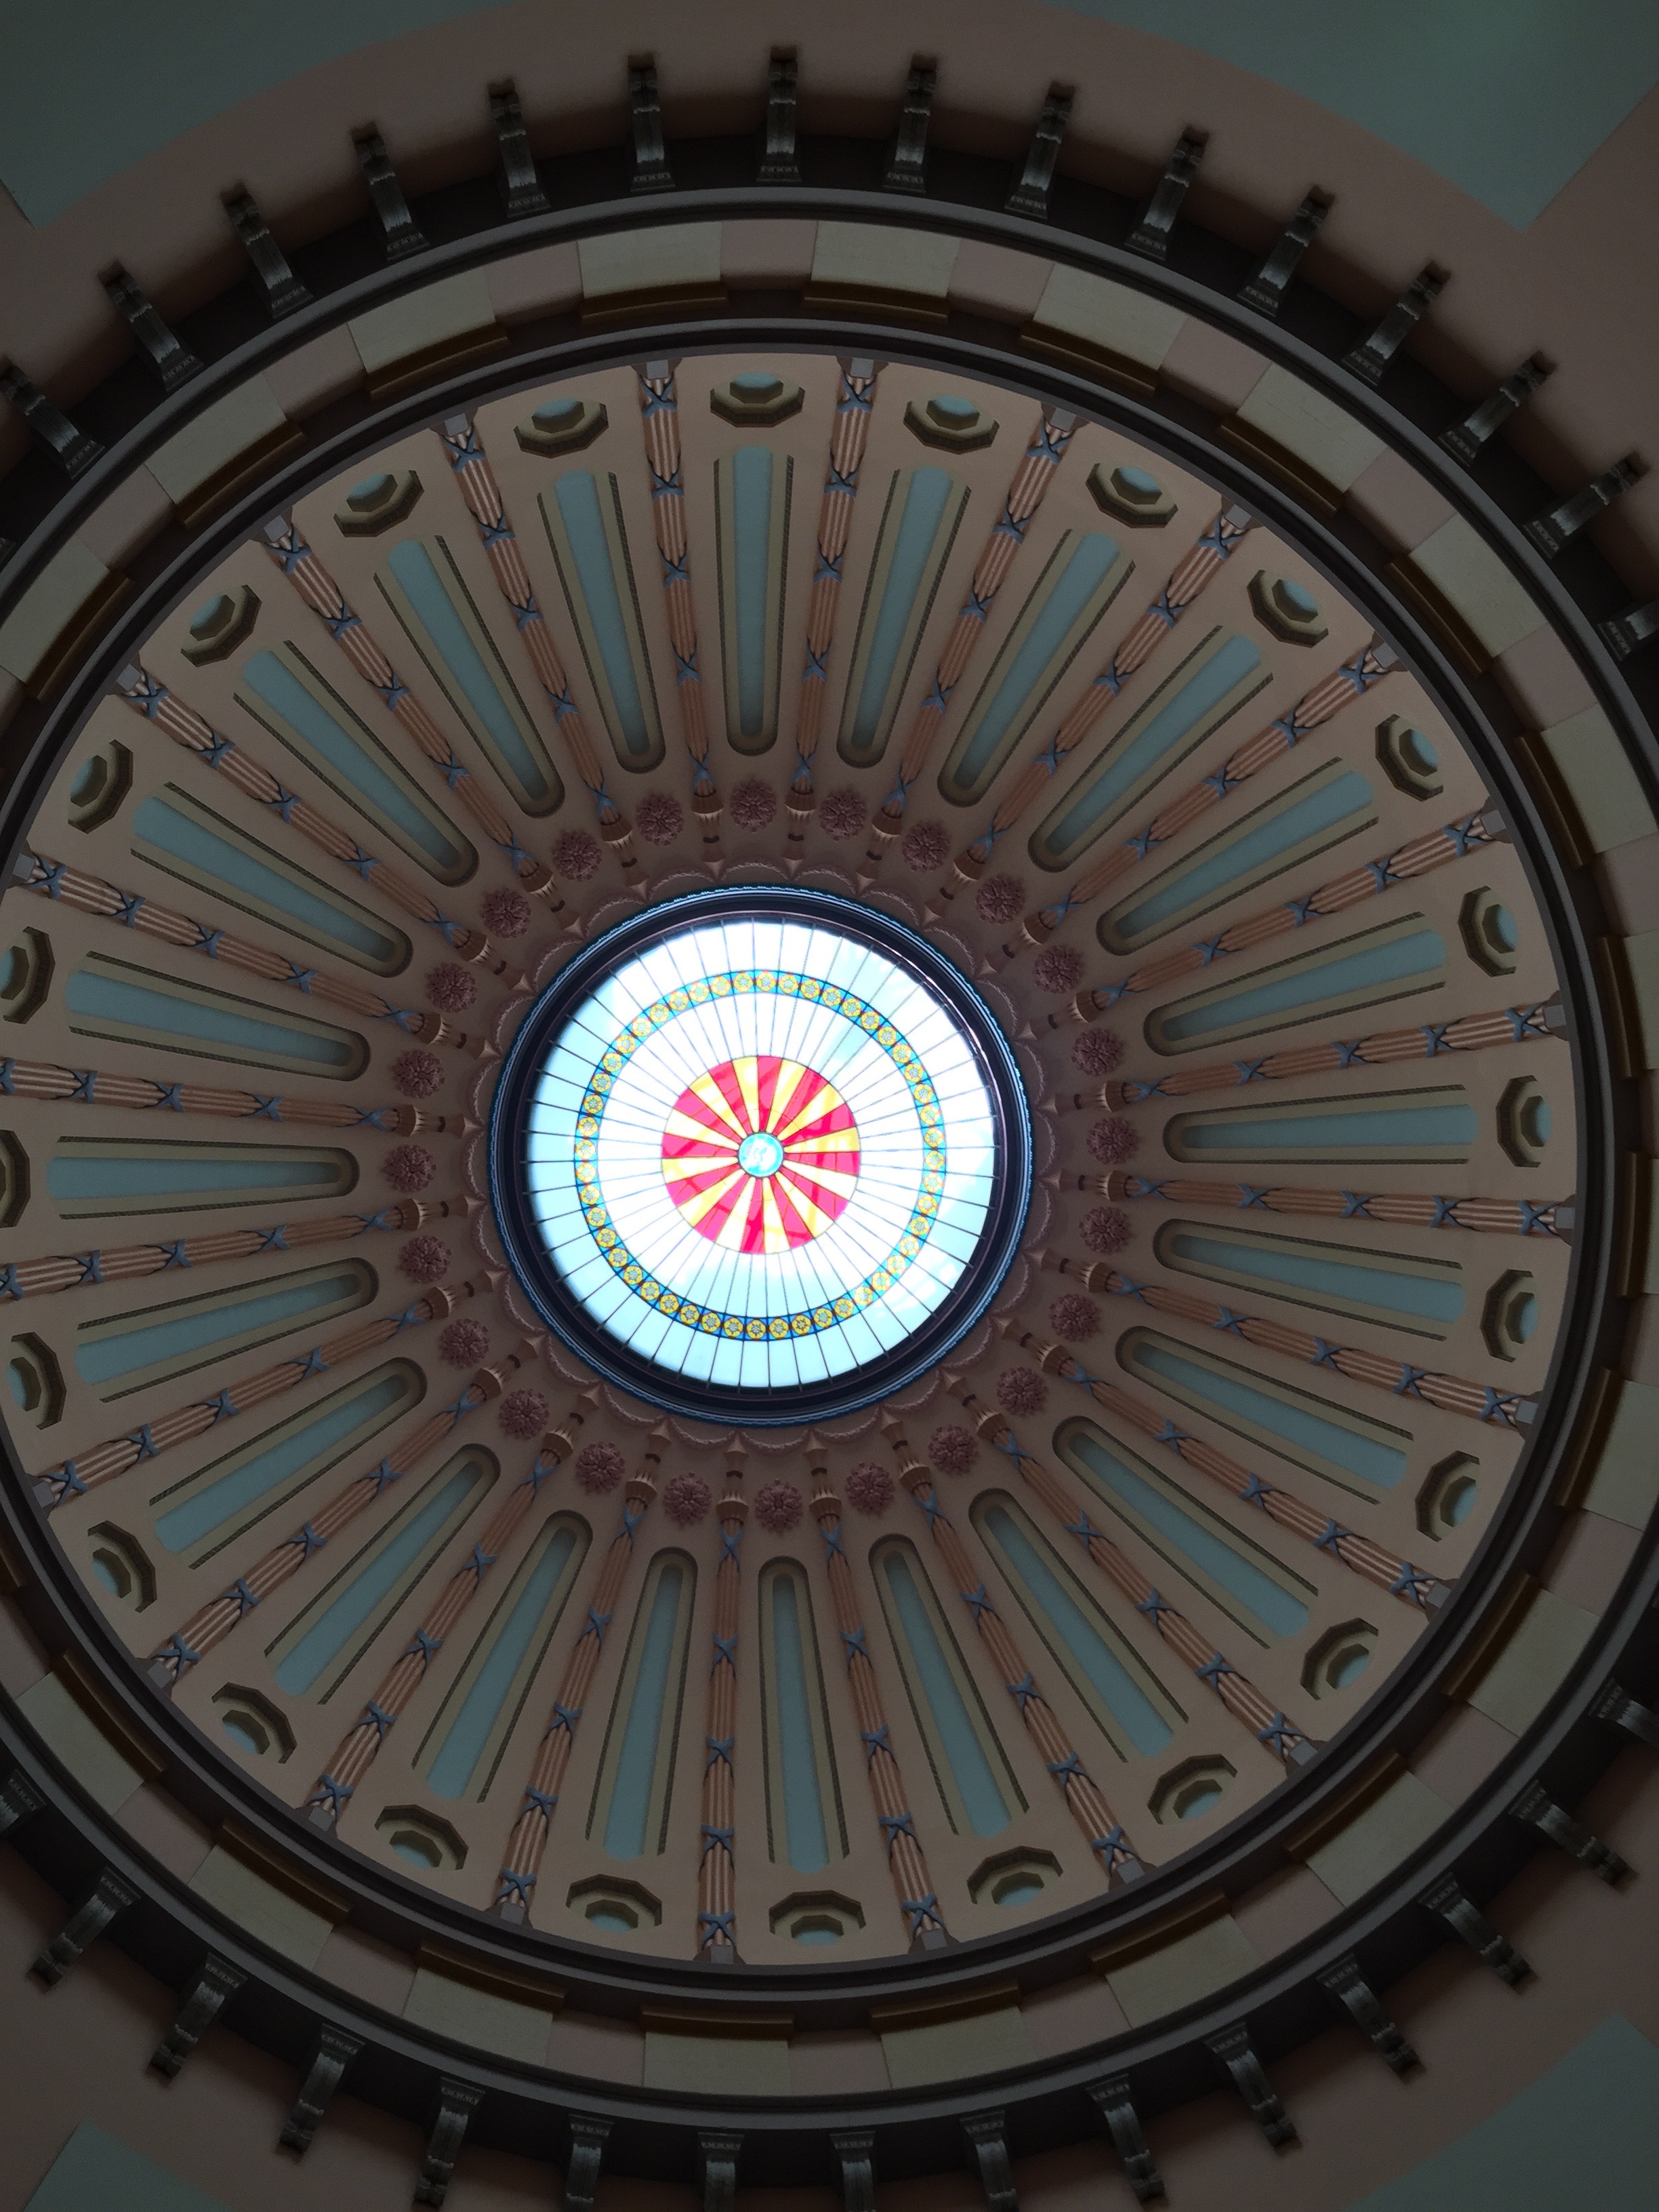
490 889 1031 1422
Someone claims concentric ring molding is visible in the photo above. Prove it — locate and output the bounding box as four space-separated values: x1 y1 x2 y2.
0 116 1654 2194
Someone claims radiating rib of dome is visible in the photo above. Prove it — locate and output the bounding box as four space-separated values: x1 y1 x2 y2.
1093 996 1563 1096
880 1412 1145 1883
0 1052 464 1134
0 1193 458 1303
931 504 1254 914
1008 1329 1448 1607
636 363 719 848
1004 638 1398 958
1036 1250 1534 1429
807 1466 949 1946
865 409 1076 872
260 516 570 926
1099 1171 1570 1240
115 667 505 966
492 1440 662 1919
16 851 468 1046
947 1382 1313 1765
1087 808 1502 1010
786 359 879 848
437 413 638 872
35 1266 483 1511
303 1357 572 1826
695 1465 744 1958
142 1294 501 1687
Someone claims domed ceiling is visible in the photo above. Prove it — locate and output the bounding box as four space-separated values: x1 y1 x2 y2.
1 348 1576 1966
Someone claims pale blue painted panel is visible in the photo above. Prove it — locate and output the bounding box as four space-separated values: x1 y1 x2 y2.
426 1527 579 1798
1040 634 1262 858
1132 1338 1408 1489
552 472 652 760
1155 926 1444 1046
603 1563 686 1858
1064 1429 1309 1637
1109 768 1374 945
1172 1093 1477 1160
882 1550 1010 1837
273 1461 483 1695
47 1144 350 1210
771 1573 830 1870
848 469 955 756
239 651 466 873
154 1368 413 1553
951 531 1122 795
131 792 404 966
1168 1229 1465 1325
980 1503 1172 1749
24 2121 230 2212
64 964 359 1071
385 540 552 803
731 445 773 741
76 1266 367 1387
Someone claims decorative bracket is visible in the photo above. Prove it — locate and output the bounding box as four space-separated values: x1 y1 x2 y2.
1343 266 1446 387
1238 190 1332 317
415 2077 484 2207
1085 2076 1164 2202
279 2024 363 2153
1525 457 1644 558
1599 600 1659 660
1595 1679 1659 1746
1206 2026 1297 2146
1419 1874 1531 1985
1438 357 1551 466
30 1866 136 1984
962 2112 1018 2212
353 130 429 261
699 2132 743 2212
222 189 312 319
1317 1956 1418 2074
1511 1781 1630 1883
832 2131 876 2212
629 59 674 193
1125 130 1206 260
1005 85 1073 220
152 1954 245 2077
563 2114 613 2212
884 59 937 195
758 52 800 184
0 1765 43 1836
100 267 202 393
491 83 549 217
0 363 103 478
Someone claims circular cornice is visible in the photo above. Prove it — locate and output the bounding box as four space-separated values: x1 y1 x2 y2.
0 115 1654 2191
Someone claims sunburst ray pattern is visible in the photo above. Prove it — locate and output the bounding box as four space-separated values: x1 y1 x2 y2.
661 1054 860 1253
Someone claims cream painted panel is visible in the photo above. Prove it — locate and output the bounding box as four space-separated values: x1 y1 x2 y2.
349 270 498 381
642 2031 791 2093
579 224 722 299
1538 705 1658 853
1304 1771 1450 1906
148 375 291 505
880 2005 1036 2089
0 540 110 685
188 1845 337 1968
1234 365 1386 491
809 221 959 300
403 1965 557 2065
1027 264 1185 371
14 1671 144 1811
1103 1913 1260 2027
1583 1380 1659 1525
1410 516 1543 657
1468 1586 1597 1736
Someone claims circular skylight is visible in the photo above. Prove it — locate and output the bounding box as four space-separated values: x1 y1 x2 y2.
491 888 1031 1422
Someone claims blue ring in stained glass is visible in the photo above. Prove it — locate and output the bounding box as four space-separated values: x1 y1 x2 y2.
489 887 1033 1425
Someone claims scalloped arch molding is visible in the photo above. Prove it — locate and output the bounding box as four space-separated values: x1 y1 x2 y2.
2 0 1658 228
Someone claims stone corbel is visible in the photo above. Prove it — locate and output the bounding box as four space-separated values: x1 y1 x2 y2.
1511 1781 1631 1883
562 2114 613 2212
884 60 937 194
1005 85 1073 220
962 2111 1018 2212
0 1765 43 1836
1317 1956 1419 2074
1085 2076 1164 2202
1206 2026 1297 2146
1599 600 1659 660
1438 359 1551 466
152 1954 246 2078
0 363 102 478
629 59 674 194
832 2131 876 2212
222 189 313 319
758 53 800 184
30 1865 136 1985
1419 1874 1531 1986
1343 266 1446 387
1124 130 1205 261
414 2078 484 2208
279 2024 363 2153
491 84 548 218
1237 191 1332 316
100 267 202 393
1525 458 1644 558
699 2131 743 2212
353 129 429 261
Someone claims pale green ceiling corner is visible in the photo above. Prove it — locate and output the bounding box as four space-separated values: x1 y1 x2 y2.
0 0 1656 229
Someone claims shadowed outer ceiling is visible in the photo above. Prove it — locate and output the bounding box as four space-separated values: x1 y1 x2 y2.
3 0 1659 230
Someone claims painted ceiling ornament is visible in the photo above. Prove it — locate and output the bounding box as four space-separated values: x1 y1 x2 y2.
490 886 1032 1422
